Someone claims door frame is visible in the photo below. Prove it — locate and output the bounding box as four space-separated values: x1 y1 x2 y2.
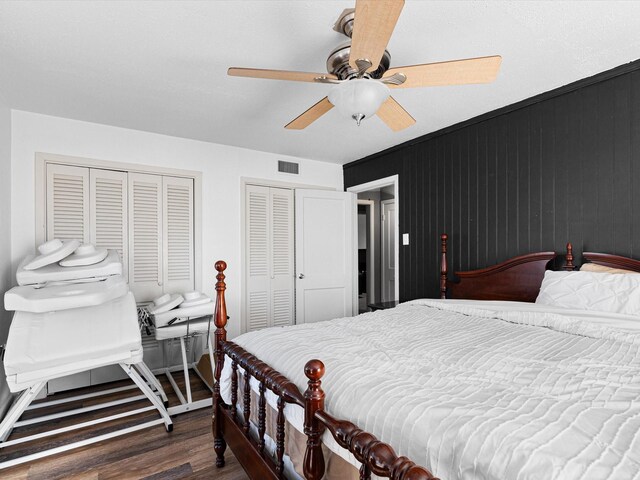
347 175 400 302
240 178 338 334
357 199 376 304
380 198 395 302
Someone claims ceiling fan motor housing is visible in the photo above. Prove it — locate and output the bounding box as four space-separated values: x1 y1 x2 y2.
326 42 391 80
333 8 356 38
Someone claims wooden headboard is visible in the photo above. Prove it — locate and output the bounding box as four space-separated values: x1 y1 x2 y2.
582 251 640 272
439 234 574 303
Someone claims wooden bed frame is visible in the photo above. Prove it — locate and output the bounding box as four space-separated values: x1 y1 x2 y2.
582 250 640 271
212 235 640 480
439 233 575 302
211 261 437 480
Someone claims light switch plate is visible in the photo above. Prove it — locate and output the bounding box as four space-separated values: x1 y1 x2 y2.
402 233 410 245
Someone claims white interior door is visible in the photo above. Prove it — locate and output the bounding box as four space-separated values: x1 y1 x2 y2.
295 189 356 324
381 199 396 302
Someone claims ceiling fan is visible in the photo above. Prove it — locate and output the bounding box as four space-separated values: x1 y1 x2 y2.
228 0 502 131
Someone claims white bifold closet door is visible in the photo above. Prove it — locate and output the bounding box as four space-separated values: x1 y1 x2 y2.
90 169 128 279
46 165 129 275
162 176 194 294
46 164 90 243
128 173 194 302
245 185 294 332
128 173 163 301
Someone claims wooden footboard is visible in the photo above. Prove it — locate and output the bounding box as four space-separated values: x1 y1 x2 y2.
211 261 437 480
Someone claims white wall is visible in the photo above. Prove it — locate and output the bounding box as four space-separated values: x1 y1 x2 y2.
0 97 12 415
11 111 343 338
0 101 11 339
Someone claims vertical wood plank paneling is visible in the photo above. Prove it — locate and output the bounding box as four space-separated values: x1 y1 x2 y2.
565 91 583 255
466 128 477 271
401 150 412 297
597 81 616 253
444 136 453 272
477 123 488 267
418 148 426 297
344 64 640 300
554 94 569 247
451 131 461 272
410 147 418 296
528 103 542 253
459 129 470 271
516 108 530 254
506 113 519 258
613 75 632 255
580 85 599 252
631 71 640 257
539 99 556 251
438 136 444 267
427 141 436 292
486 120 497 266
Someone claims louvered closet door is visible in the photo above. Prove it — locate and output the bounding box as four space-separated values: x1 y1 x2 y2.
162 176 194 294
90 169 128 278
46 164 89 243
246 185 271 331
245 185 294 332
128 173 163 301
270 188 294 327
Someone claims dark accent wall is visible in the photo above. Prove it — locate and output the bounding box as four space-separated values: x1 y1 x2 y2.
344 59 640 301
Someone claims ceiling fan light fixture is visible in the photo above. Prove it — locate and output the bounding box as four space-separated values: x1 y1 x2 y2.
328 79 390 126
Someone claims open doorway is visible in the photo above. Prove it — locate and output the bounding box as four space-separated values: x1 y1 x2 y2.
348 175 399 311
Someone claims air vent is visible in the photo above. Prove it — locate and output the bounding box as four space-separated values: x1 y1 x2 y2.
278 161 299 175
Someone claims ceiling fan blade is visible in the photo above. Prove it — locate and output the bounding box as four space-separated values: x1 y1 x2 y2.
377 96 415 131
228 68 338 83
349 0 404 73
285 97 334 130
383 55 502 89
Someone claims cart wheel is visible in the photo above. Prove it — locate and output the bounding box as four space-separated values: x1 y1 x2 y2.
166 423 174 432
164 400 169 408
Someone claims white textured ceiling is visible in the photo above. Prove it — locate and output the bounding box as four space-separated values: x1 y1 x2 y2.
1 1 640 164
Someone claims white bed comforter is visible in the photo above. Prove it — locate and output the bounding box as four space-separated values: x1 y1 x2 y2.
220 300 640 480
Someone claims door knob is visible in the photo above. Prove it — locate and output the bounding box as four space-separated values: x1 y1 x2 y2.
298 273 305 279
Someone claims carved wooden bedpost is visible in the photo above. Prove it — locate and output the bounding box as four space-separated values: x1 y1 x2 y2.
213 260 228 468
563 243 575 271
303 360 326 480
440 234 448 299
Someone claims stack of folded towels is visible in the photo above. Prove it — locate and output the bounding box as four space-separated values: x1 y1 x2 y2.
5 239 127 313
147 291 213 328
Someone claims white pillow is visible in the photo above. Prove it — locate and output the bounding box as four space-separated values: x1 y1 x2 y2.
535 270 640 316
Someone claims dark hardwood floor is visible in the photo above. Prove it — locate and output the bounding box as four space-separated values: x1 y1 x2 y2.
1 370 249 479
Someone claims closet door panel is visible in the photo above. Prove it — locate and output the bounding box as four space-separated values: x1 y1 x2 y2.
90 169 128 279
46 164 90 243
128 172 163 301
163 176 194 294
246 185 271 331
270 188 294 327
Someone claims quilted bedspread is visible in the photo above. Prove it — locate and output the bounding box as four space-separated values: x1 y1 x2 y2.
220 300 640 480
